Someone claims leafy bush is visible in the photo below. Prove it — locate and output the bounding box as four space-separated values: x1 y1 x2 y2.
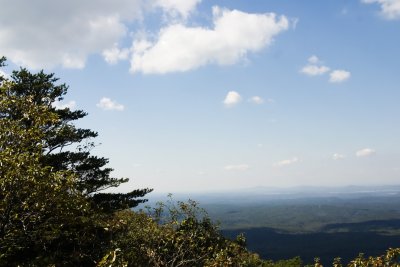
106 196 265 267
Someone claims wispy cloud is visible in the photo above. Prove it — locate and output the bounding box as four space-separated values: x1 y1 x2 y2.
224 164 250 171
274 157 299 167
96 97 125 111
301 65 330 76
223 91 242 107
308 55 320 64
249 96 264 104
329 70 351 83
356 148 376 157
332 153 346 160
362 0 400 20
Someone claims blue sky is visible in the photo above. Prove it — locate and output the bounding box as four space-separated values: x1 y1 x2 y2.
1 0 399 193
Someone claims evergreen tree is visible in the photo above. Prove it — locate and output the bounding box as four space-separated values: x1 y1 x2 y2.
0 57 151 213
0 57 151 265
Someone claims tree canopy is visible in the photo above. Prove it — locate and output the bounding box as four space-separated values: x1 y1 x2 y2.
0 58 151 212
0 57 151 265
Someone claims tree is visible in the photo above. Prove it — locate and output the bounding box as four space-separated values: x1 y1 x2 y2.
0 57 151 213
0 74 92 264
0 57 151 265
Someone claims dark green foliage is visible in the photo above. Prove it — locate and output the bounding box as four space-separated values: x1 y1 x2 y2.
0 79 96 265
1 65 151 212
0 58 151 265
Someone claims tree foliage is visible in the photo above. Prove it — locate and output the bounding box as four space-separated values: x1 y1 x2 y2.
0 75 93 264
103 197 265 267
0 60 151 212
0 57 151 265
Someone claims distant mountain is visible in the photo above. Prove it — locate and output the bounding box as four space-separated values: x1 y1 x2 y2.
146 185 400 205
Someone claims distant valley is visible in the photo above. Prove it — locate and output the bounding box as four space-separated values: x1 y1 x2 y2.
147 185 400 265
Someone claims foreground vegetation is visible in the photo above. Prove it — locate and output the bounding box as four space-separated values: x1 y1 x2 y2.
1 57 400 266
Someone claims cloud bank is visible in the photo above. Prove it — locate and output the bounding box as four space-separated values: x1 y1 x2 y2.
0 1 289 73
0 0 201 69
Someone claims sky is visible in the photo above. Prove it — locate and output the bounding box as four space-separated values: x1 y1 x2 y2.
0 0 400 193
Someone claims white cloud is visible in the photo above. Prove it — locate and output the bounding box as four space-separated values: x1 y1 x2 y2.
153 0 201 19
102 44 130 64
274 157 299 167
0 0 207 69
130 7 289 74
223 91 242 107
300 55 330 76
362 0 400 20
0 0 145 69
301 56 351 83
308 55 320 64
356 148 376 157
52 100 76 110
329 70 351 83
249 96 264 104
96 97 125 111
332 153 346 160
224 164 249 171
301 64 330 76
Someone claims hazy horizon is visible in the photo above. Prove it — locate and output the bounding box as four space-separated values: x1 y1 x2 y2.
145 184 400 198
